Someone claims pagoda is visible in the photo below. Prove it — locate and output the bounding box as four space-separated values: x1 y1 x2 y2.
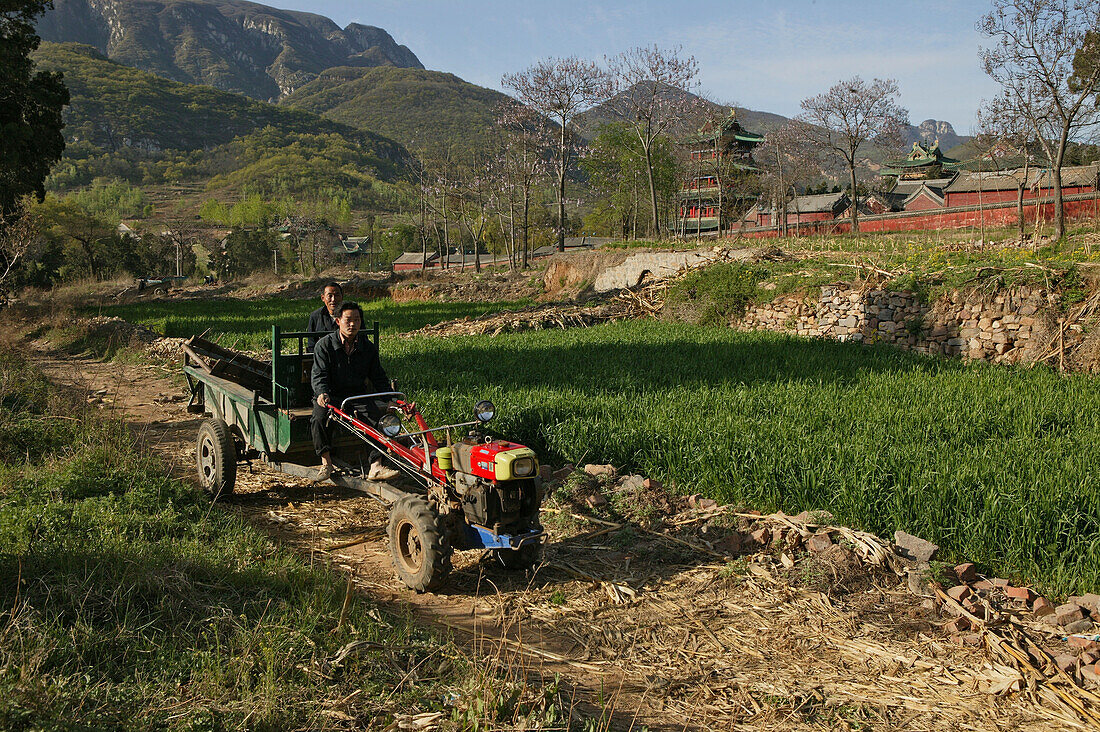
882 140 961 181
676 110 762 235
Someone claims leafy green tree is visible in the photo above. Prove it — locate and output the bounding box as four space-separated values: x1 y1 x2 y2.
216 228 276 280
1 0 69 221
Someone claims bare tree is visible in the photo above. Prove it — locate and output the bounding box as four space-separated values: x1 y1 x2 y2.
605 46 699 237
502 57 612 251
0 209 37 292
495 101 552 268
979 0 1100 240
760 122 824 237
798 77 909 233
976 99 1038 239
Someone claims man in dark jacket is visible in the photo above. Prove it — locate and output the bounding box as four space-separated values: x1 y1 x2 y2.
306 282 343 349
310 301 399 482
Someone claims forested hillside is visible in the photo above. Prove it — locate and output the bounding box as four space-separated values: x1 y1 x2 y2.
283 66 516 163
33 43 412 198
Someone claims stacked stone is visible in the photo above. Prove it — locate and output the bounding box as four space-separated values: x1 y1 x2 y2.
739 284 1058 368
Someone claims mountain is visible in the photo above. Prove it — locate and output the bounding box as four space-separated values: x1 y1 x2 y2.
35 0 423 101
282 66 516 163
903 119 967 151
33 43 411 194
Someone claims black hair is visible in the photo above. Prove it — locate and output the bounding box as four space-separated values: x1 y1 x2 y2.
321 281 343 295
337 301 363 320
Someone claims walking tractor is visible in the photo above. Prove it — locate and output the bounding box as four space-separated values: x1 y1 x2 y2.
183 325 545 592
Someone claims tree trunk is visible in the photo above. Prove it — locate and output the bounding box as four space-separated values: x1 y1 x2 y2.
1054 127 1070 241
848 162 859 234
643 142 659 238
522 185 530 269
557 121 567 252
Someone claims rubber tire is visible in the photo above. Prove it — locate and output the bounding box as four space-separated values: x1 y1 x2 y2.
387 495 452 593
196 418 237 498
494 541 542 570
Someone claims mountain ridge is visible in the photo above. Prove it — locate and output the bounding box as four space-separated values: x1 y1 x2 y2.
36 0 423 101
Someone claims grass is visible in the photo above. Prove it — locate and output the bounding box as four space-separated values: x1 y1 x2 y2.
81 296 1100 596
0 345 596 729
374 320 1100 598
82 297 533 352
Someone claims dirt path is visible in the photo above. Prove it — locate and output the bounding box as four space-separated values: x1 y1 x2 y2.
35 349 1088 731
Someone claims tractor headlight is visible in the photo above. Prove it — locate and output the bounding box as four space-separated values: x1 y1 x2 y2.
475 399 496 423
511 457 536 478
378 413 402 438
493 448 538 481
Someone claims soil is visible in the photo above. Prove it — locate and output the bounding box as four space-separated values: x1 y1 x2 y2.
26 343 1082 731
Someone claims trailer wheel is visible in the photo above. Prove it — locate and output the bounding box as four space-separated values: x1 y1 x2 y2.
387 496 452 592
196 418 236 498
494 540 542 570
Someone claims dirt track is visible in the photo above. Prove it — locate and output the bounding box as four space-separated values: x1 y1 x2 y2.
35 347 1087 731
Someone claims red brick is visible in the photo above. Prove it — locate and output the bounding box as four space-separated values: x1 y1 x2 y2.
991 577 1011 587
642 477 663 491
1005 585 1034 602
1069 636 1100 651
973 579 994 591
1032 597 1056 617
751 528 770 545
945 617 971 633
1065 619 1095 634
1055 653 1077 674
1081 664 1100 687
954 563 978 584
1056 604 1086 625
586 493 608 508
947 585 972 603
806 533 833 553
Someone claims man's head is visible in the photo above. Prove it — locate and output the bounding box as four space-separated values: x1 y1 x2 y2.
336 302 363 340
321 282 343 315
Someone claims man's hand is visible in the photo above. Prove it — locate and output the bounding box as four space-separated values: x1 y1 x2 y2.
317 393 330 408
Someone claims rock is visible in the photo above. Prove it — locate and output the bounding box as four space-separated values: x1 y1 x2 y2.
538 465 553 481
750 528 770 545
1081 664 1100 687
642 478 663 491
1072 594 1100 615
552 465 574 481
1065 619 1095 634
954 563 978 584
617 474 645 492
806 533 833 553
894 531 939 563
715 533 742 554
585 493 608 509
583 464 616 478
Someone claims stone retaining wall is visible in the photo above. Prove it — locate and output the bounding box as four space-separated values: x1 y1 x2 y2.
740 285 1073 366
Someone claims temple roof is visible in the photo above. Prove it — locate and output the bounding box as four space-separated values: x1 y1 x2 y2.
687 109 763 146
943 165 1099 193
882 140 961 176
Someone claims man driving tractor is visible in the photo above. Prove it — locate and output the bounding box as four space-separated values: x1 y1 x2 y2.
310 301 400 483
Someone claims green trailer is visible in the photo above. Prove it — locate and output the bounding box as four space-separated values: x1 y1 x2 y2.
183 324 406 503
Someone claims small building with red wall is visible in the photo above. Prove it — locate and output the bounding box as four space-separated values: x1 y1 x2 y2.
943 165 1098 207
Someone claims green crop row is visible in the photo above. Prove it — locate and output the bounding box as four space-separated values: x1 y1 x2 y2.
380 321 1100 597
96 298 1100 596
87 297 533 351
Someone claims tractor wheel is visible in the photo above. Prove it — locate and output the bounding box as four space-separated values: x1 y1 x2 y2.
387 495 452 593
494 541 543 570
196 418 236 498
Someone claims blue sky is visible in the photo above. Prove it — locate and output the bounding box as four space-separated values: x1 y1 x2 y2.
289 0 997 131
